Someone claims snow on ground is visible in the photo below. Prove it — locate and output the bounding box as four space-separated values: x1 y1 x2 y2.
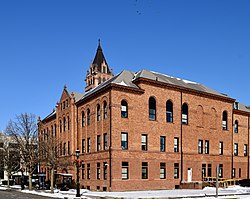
2 185 250 198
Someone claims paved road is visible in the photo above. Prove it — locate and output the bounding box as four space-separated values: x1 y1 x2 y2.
0 190 61 199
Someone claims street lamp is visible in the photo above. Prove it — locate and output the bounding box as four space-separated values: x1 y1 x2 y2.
75 149 80 197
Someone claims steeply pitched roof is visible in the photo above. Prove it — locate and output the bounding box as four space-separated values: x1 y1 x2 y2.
92 40 112 74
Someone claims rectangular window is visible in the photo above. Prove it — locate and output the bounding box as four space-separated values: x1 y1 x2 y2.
174 163 179 179
87 138 90 153
63 117 66 132
97 135 101 151
239 168 241 178
174 137 179 152
208 164 212 177
198 140 203 154
142 162 148 179
122 162 129 180
160 163 166 179
121 132 128 150
219 164 223 178
63 142 66 155
166 111 173 123
82 164 85 179
222 121 227 130
67 116 70 130
82 113 85 127
87 164 90 179
97 163 101 180
68 141 70 155
234 143 238 156
232 168 236 178
202 164 206 179
205 140 209 154
82 139 85 153
141 134 147 151
104 133 108 150
244 144 248 156
219 141 223 155
160 136 166 152
182 114 188 124
103 162 107 180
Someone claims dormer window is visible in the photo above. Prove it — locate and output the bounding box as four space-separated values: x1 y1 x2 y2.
234 102 239 110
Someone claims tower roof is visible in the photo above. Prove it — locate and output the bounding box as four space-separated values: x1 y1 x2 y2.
92 40 112 74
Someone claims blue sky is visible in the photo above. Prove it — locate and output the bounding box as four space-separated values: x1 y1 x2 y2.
0 0 250 131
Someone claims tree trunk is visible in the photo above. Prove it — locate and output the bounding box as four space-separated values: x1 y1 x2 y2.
7 174 10 188
29 173 32 191
50 167 54 193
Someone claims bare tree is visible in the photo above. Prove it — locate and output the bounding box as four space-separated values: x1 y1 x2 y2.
0 134 20 188
38 129 72 193
5 113 38 191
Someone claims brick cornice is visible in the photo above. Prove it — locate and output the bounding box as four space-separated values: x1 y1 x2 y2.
233 109 250 116
133 77 235 103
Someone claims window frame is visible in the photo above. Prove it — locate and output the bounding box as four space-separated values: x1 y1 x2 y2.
205 140 209 154
122 162 129 180
222 111 228 130
160 136 166 152
160 163 166 179
141 134 147 151
97 104 101 121
234 143 238 156
97 135 101 151
149 97 156 121
142 162 148 179
121 132 128 150
198 140 203 154
166 100 173 123
121 100 128 118
182 103 188 125
174 137 179 153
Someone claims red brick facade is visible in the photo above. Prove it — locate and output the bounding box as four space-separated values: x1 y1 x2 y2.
38 43 250 191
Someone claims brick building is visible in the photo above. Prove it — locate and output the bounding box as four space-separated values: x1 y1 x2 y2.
38 41 250 191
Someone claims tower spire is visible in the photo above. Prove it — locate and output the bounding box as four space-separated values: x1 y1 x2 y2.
85 40 114 92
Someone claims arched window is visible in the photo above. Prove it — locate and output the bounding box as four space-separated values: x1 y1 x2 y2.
222 111 228 130
121 100 128 118
103 101 107 119
98 77 101 85
82 111 85 127
182 103 188 125
63 117 66 131
166 100 173 123
149 97 156 120
234 120 238 133
87 109 90 125
97 104 101 121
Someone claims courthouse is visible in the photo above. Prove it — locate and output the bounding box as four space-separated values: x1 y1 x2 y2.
38 41 250 191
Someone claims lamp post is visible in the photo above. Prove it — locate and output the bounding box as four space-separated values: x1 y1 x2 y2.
75 149 80 197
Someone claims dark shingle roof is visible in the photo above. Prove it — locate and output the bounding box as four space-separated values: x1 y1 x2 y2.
92 41 112 74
